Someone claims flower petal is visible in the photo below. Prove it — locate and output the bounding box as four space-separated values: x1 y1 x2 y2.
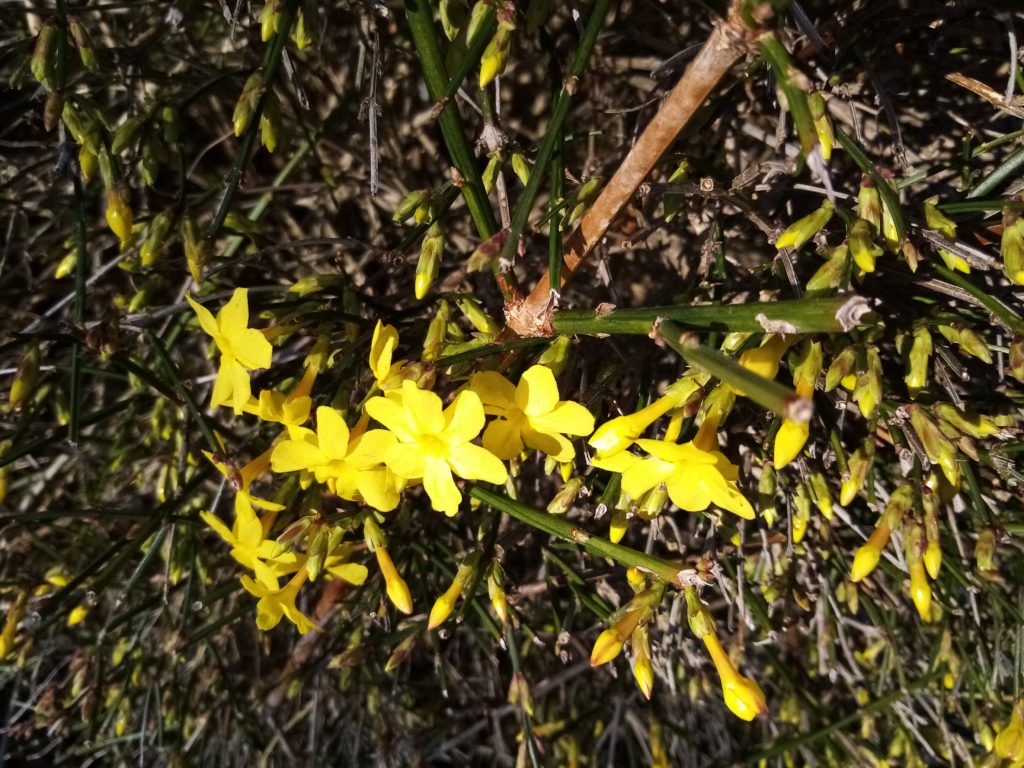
482 418 523 461
211 360 235 409
200 510 235 544
232 328 272 370
530 401 595 437
228 360 252 414
423 455 463 515
326 561 369 585
217 287 250 335
447 442 508 484
366 395 415 442
591 451 641 475
384 442 427 479
346 429 398 468
516 365 560 417
620 456 675 499
665 472 712 511
271 436 326 473
442 389 485 444
401 380 445 435
315 407 350 462
356 467 400 512
469 371 517 410
369 320 399 382
522 427 574 462
186 293 221 337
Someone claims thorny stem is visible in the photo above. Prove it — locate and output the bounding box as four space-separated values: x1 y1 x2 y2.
506 2 756 337
469 486 693 587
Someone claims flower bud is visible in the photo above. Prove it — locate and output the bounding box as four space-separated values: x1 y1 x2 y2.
631 625 654 699
31 24 58 89
538 334 571 377
995 701 1024 761
662 157 690 222
975 527 996 572
415 222 444 300
590 609 643 667
429 578 463 630
79 146 98 183
808 470 833 521
68 19 99 73
850 536 884 583
775 200 834 250
565 176 603 227
758 462 777 526
840 441 875 506
908 559 931 621
808 91 833 161
857 175 882 230
393 188 432 223
547 476 584 515
479 24 514 88
292 9 313 49
589 379 698 457
703 632 766 721
637 483 668 520
233 72 263 137
910 406 960 487
1001 214 1024 285
55 250 77 279
903 325 932 398
259 0 282 41
260 90 281 153
853 347 882 417
507 671 533 716
848 218 881 273
739 334 792 384
825 346 857 392
9 345 40 412
923 196 956 239
181 216 209 283
105 185 133 250
140 210 172 267
375 546 413 614
510 151 530 186
112 115 145 155
385 632 418 672
457 296 500 335
488 566 510 624
684 587 715 639
792 483 811 543
805 244 846 294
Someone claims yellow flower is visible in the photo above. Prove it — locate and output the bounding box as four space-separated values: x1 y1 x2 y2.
271 406 401 512
593 439 754 520
996 701 1024 761
241 569 318 634
367 380 507 515
469 365 595 462
375 546 413 614
703 632 767 721
187 288 273 414
369 320 406 390
589 378 698 458
243 366 316 431
201 491 286 588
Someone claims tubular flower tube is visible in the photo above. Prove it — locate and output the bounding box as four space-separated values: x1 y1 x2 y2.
592 439 755 520
428 558 477 629
702 632 767 721
590 609 643 667
692 386 735 452
589 378 699 458
850 484 911 581
773 341 821 469
367 380 508 516
187 288 273 414
470 365 595 462
376 546 413 615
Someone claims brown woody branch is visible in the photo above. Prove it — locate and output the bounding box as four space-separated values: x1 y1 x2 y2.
505 4 763 338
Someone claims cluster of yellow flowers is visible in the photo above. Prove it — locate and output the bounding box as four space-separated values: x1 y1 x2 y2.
188 288 776 719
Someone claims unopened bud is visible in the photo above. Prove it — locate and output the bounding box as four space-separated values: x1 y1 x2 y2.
548 477 584 515
775 200 834 250
181 216 209 283
910 406 960 487
857 175 881 230
376 547 413 614
32 24 58 89
1001 216 1024 286
233 72 263 137
848 218 881 273
260 91 281 153
141 210 172 267
479 24 514 88
903 325 932 398
393 188 431 223
808 92 833 161
259 0 282 41
415 223 444 300
631 625 654 699
510 151 530 186
975 527 996 572
291 9 313 49
684 587 714 639
112 115 145 155
9 345 40 411
105 185 133 250
758 462 777 526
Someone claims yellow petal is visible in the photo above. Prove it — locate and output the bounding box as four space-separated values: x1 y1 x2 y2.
384 442 427 479
482 418 524 461
773 419 809 469
469 370 517 410
424 455 463 514
315 406 350 462
365 395 416 442
211 360 235 409
228 360 252 414
186 293 221 337
664 473 712 511
447 442 508 484
591 451 641 475
200 510 235 544
271 437 326 473
443 389 486 444
217 287 250 335
346 429 398 468
326 561 369 585
516 365 560 417
402 380 445 435
621 456 675 499
357 467 401 512
232 327 272 370
369 320 399 382
530 400 595 436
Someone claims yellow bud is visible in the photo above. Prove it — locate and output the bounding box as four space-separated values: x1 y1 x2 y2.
590 380 697 457
848 218 881 273
375 547 413 615
773 418 809 470
488 567 509 624
995 701 1024 760
511 151 530 185
547 477 584 515
850 525 890 582
631 626 654 700
68 604 89 626
456 297 500 335
738 334 791 381
923 541 942 580
908 560 931 622
590 610 642 667
479 25 514 87
415 223 444 300
840 443 875 506
9 345 40 411
291 9 313 49
975 527 996 572
903 325 932 398
609 504 628 544
775 200 834 250
1001 217 1024 285
703 632 766 721
393 188 432 223
105 186 133 249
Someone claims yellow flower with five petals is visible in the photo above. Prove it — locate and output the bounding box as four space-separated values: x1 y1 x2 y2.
469 365 595 462
271 406 401 512
366 380 507 515
186 288 273 414
593 439 754 520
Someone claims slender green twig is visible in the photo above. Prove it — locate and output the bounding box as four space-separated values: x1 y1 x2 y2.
932 264 1024 335
146 332 221 454
469 486 690 586
208 0 298 240
552 296 862 336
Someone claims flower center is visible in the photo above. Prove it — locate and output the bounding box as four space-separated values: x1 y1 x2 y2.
419 434 449 457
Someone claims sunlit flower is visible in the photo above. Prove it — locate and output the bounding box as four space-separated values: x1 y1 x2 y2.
187 288 273 414
369 320 407 390
469 365 595 462
366 380 507 515
241 568 317 634
589 378 698 458
270 406 400 512
593 439 754 520
201 491 285 588
244 366 316 432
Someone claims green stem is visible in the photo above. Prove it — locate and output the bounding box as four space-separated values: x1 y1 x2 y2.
500 0 614 265
660 320 810 420
208 0 298 240
552 296 861 335
443 10 497 103
932 264 1024 335
147 332 222 455
759 35 817 157
834 126 906 242
404 0 497 242
469 486 688 586
968 145 1024 199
